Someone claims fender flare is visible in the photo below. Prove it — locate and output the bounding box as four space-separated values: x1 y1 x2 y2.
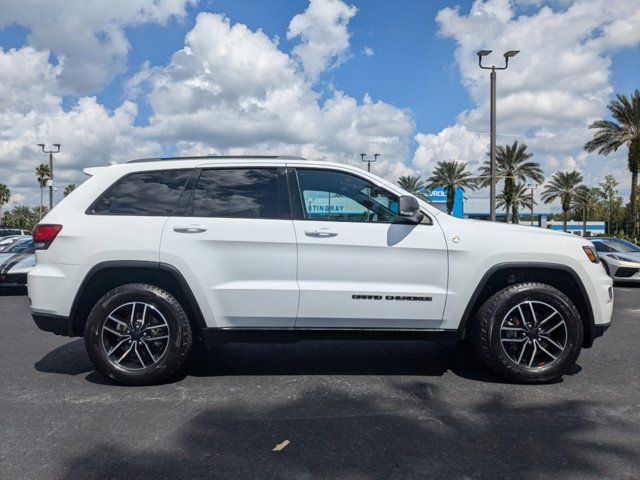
69 260 207 334
457 262 595 346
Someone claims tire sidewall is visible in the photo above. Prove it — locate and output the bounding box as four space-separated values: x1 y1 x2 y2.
85 284 191 385
486 284 583 382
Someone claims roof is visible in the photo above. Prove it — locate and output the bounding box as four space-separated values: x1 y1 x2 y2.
128 155 306 164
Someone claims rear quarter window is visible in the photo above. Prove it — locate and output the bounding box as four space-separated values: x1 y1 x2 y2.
88 169 192 216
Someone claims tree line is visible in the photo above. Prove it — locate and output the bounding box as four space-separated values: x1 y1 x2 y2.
0 164 75 230
398 90 640 239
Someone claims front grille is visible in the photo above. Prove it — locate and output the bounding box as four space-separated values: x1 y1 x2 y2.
615 267 639 278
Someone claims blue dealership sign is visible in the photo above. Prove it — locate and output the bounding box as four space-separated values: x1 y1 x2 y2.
423 186 464 218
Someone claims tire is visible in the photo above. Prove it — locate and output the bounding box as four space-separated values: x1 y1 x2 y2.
472 282 583 384
84 283 193 385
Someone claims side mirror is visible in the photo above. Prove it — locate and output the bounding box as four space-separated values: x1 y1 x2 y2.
398 195 424 224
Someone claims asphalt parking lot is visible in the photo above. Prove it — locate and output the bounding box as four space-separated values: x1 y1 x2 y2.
1 287 639 480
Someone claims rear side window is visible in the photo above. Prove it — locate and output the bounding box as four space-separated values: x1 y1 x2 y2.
89 169 191 216
187 168 281 219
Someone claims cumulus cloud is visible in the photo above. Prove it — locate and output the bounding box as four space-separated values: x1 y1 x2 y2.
140 12 415 179
287 0 357 81
0 47 158 208
415 0 640 203
0 0 195 95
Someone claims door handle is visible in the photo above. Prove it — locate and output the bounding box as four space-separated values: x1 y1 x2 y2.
173 224 207 233
305 227 338 237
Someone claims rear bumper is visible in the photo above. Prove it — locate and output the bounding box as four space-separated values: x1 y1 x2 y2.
32 312 73 336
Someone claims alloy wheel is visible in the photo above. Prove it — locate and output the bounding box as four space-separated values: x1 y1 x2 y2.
101 301 170 370
499 300 568 369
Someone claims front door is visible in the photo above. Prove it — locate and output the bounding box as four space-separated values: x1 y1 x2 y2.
289 167 448 329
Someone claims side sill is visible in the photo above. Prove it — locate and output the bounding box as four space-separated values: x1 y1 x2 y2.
201 328 461 348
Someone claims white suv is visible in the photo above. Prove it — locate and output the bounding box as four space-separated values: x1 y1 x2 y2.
28 156 613 385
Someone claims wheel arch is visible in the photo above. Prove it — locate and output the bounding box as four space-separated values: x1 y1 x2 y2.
69 261 207 340
459 262 596 348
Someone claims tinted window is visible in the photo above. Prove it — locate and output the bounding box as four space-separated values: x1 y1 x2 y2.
188 168 280 219
90 169 191 215
295 169 401 223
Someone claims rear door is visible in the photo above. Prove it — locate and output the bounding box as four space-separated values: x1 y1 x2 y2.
289 166 448 329
160 165 299 328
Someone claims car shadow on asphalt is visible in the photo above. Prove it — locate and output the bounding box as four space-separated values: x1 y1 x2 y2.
35 338 570 386
54 382 638 480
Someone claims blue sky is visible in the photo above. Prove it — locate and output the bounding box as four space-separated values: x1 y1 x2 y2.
0 0 638 209
0 0 474 133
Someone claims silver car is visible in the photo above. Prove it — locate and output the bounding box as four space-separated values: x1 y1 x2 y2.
591 237 640 283
0 237 35 288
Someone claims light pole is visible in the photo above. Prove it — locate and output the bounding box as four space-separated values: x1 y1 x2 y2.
527 183 539 226
477 49 519 222
360 153 379 172
37 143 61 211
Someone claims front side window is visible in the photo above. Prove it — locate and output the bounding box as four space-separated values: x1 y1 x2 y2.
89 169 191 216
187 168 281 219
294 169 401 223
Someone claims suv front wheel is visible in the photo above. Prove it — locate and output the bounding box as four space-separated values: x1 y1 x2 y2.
472 282 583 384
85 283 193 385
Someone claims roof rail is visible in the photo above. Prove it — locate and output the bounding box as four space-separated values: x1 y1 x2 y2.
128 155 307 164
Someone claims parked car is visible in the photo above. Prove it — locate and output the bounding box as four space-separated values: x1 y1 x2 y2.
0 234 34 251
0 237 36 288
591 237 640 283
0 228 31 239
28 156 613 385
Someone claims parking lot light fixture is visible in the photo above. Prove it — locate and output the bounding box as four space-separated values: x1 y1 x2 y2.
37 143 61 211
476 49 520 222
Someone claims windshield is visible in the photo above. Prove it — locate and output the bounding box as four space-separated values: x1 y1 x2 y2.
1 239 35 254
593 239 640 253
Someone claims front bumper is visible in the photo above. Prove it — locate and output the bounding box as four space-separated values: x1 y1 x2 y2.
32 312 74 336
594 323 610 339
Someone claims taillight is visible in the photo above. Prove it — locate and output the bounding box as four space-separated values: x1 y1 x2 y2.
33 224 63 250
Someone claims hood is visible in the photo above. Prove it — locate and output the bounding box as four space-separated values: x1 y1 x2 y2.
463 219 568 237
0 252 36 274
605 251 640 263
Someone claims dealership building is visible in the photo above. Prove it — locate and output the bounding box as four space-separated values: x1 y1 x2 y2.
424 187 604 236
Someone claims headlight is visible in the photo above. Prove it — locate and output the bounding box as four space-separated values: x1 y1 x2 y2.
608 254 621 261
582 245 599 263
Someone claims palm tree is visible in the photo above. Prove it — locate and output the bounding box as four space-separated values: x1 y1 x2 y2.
35 163 51 220
541 170 583 232
497 183 535 224
10 205 32 229
397 175 425 196
64 184 76 197
0 183 10 219
478 141 544 223
599 175 619 234
425 160 476 215
585 90 640 236
571 186 600 237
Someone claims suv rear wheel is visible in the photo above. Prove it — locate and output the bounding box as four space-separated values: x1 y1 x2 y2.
84 283 192 385
472 282 583 384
